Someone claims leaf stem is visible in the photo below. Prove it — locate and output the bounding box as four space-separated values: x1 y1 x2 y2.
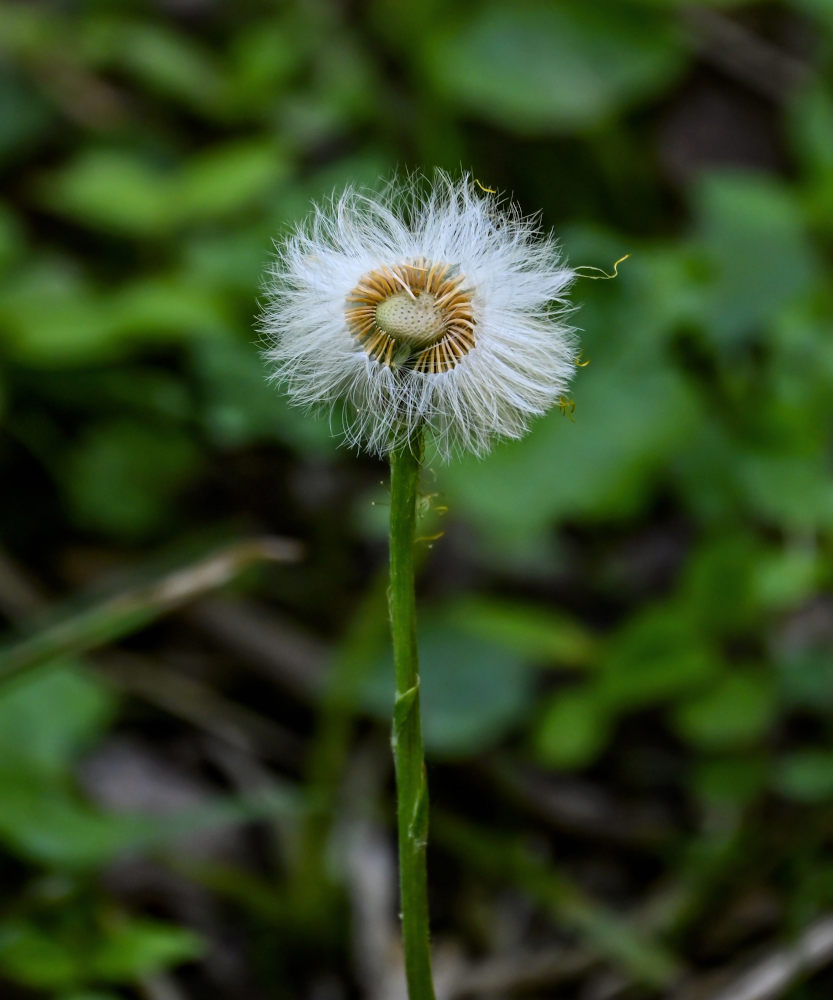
389 436 436 1000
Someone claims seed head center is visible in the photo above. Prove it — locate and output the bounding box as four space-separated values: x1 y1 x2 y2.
346 259 475 372
375 291 445 348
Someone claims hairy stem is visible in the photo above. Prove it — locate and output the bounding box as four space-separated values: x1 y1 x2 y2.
389 436 436 1000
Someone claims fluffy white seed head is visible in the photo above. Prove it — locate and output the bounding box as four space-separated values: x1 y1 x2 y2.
260 171 578 460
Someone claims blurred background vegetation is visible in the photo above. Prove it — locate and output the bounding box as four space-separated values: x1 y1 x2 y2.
1 0 833 998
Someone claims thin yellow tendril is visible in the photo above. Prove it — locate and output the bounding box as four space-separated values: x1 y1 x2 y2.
557 396 576 422
416 531 446 544
574 253 630 280
574 350 590 368
416 492 448 518
475 179 497 194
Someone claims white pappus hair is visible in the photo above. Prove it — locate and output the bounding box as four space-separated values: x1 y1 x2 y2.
260 171 578 460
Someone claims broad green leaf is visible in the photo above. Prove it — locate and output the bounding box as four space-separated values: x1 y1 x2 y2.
0 664 116 779
692 172 819 347
422 0 686 133
359 620 537 757
737 448 833 532
441 362 696 549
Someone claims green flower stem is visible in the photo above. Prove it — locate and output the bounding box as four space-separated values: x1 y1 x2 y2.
389 436 436 1000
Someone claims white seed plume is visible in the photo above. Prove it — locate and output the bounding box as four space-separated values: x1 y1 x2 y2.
260 172 578 459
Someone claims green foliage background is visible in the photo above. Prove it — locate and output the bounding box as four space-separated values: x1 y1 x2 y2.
1 1 833 997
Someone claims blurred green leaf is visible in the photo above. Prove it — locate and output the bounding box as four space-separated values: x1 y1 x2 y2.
439 596 597 667
0 778 151 869
191 337 336 453
777 648 833 712
692 172 819 347
176 140 289 220
0 264 232 364
360 620 537 757
37 150 171 236
789 83 833 180
422 0 685 133
792 0 833 29
89 919 202 980
672 670 776 750
738 448 833 532
775 751 833 803
0 915 201 989
753 545 822 611
0 664 116 779
691 756 769 807
533 686 611 768
112 277 232 338
29 367 192 424
0 66 53 164
226 18 309 113
83 18 222 114
0 762 298 868
441 362 697 550
38 142 288 235
64 421 201 539
0 920 83 989
0 201 24 269
595 606 720 711
680 535 764 635
181 225 271 295
58 993 121 1000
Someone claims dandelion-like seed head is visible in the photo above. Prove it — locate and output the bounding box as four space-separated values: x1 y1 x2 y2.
261 171 578 459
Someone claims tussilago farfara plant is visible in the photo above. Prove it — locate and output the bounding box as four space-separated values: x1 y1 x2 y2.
261 172 581 1000
262 172 578 458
